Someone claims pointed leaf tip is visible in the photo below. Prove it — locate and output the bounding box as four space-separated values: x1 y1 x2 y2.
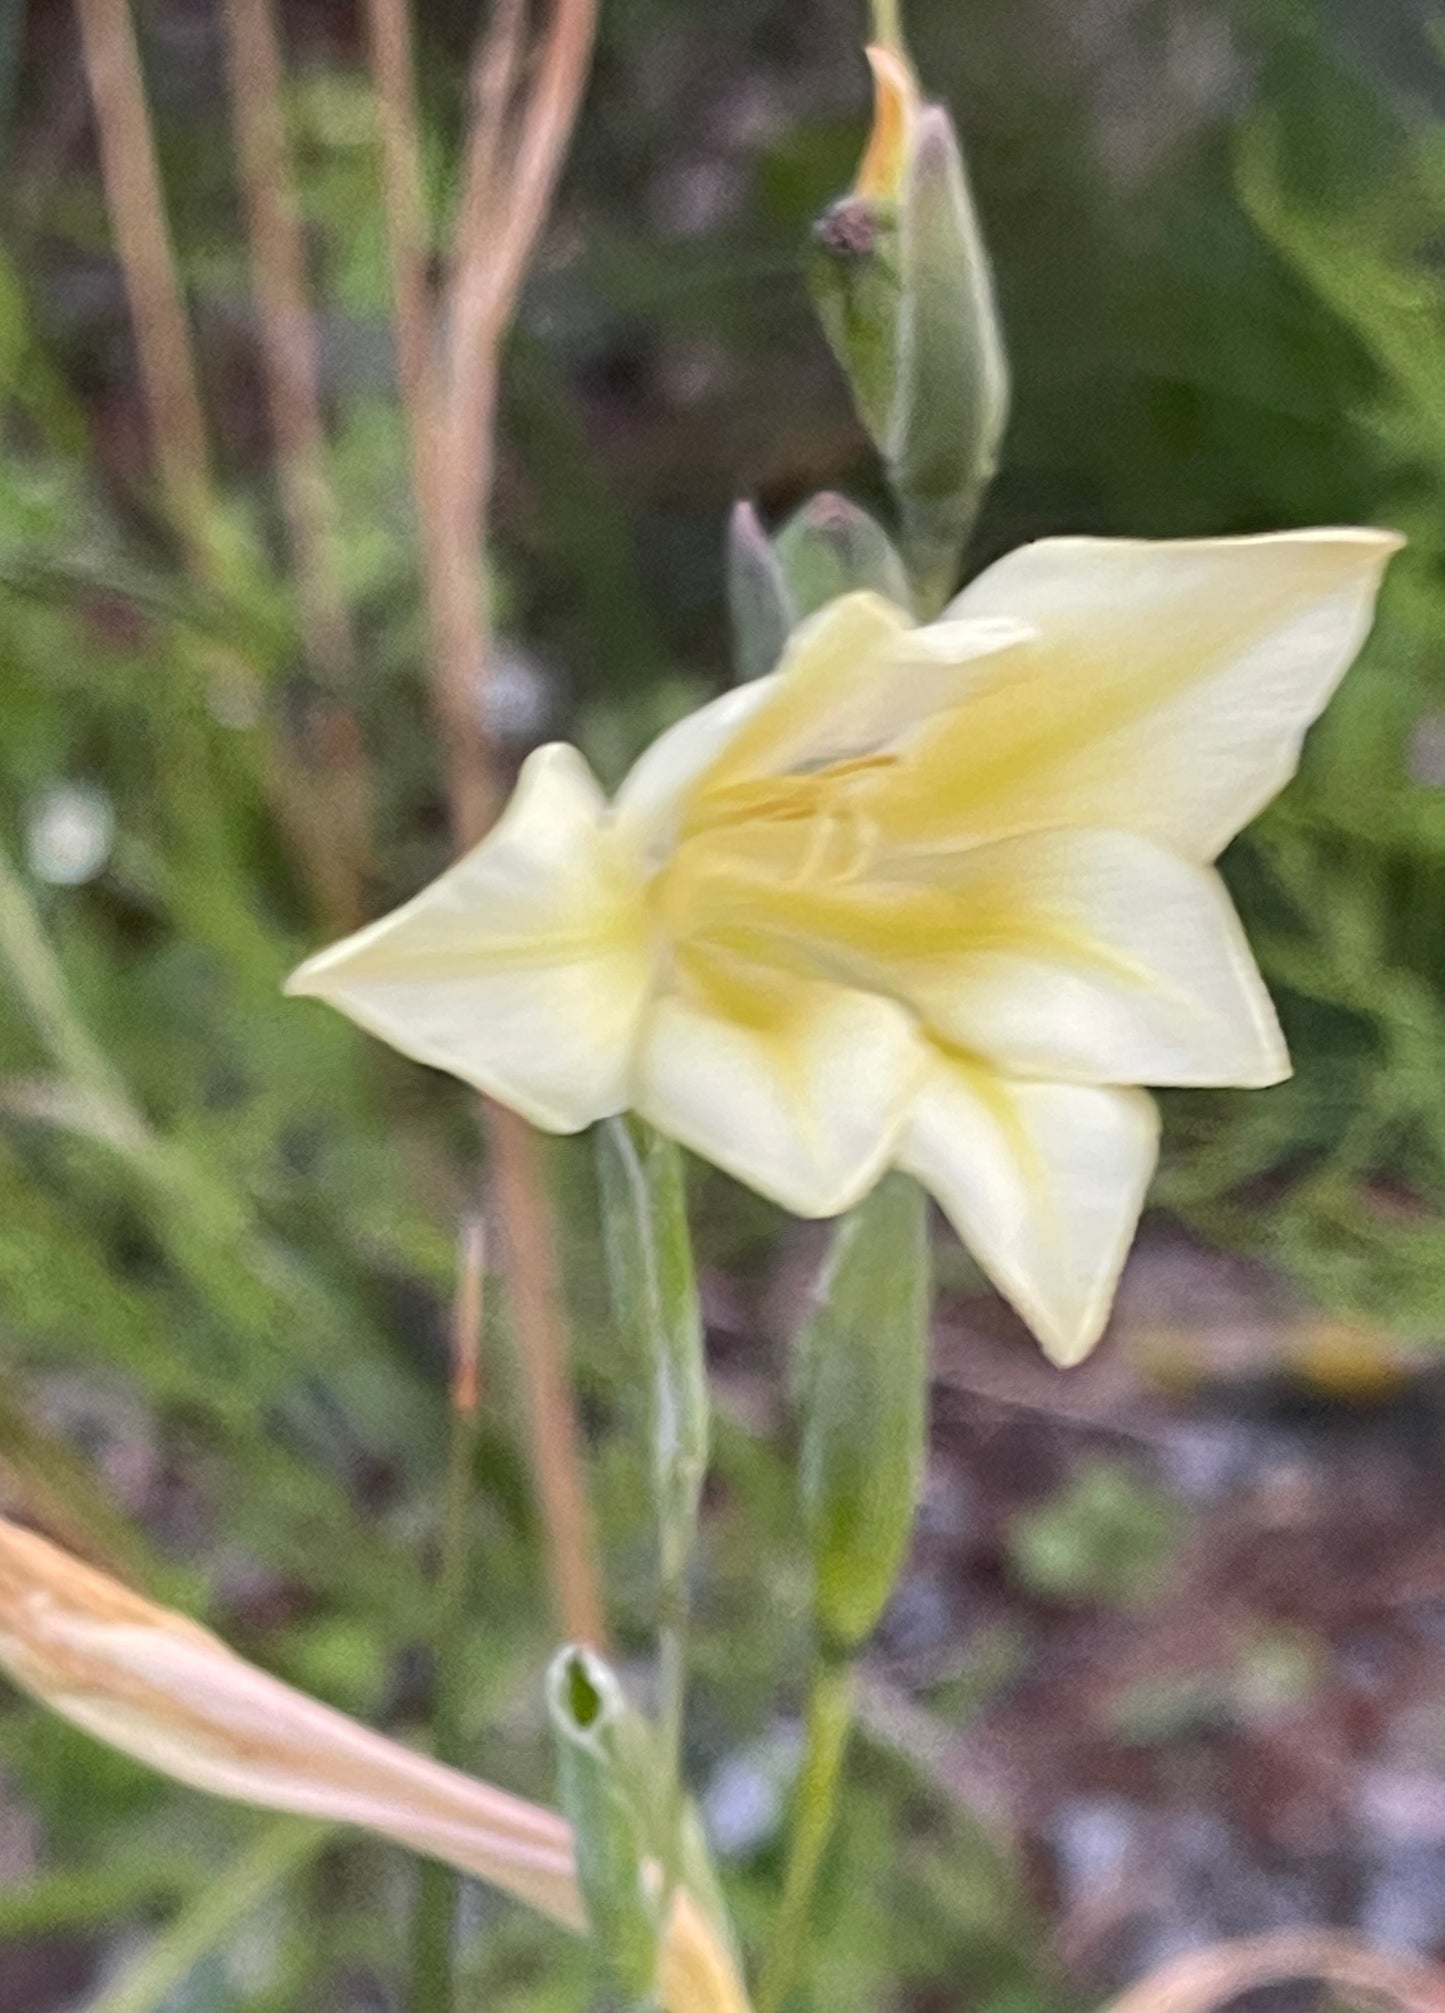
727 500 794 683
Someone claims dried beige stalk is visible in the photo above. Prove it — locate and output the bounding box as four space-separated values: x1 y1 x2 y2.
0 1518 750 2010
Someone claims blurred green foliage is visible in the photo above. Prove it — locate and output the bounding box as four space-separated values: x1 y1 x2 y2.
1006 1461 1183 1610
0 0 1443 2006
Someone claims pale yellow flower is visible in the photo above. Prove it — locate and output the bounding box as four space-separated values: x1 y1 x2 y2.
0 1518 749 2013
290 531 1399 1362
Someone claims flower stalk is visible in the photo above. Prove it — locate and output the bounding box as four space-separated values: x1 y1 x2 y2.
756 1656 854 2013
597 1116 710 1841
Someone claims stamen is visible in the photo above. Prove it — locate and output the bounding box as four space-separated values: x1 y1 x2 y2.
793 813 843 884
685 751 903 839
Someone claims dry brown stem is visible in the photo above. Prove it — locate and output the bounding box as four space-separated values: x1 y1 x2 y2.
451 1216 487 1418
76 0 369 928
221 0 372 928
362 0 445 616
221 0 356 691
364 0 605 1649
1103 1930 1445 2013
73 0 211 554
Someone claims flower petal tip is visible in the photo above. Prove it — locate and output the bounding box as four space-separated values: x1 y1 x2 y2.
282 959 323 999
1036 1322 1107 1371
1270 522 1405 575
1327 525 1405 553
1313 525 1406 581
283 943 358 1000
1248 1056 1294 1091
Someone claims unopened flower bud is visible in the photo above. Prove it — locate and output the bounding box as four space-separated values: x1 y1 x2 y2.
797 1174 931 1659
809 36 1010 610
774 492 911 617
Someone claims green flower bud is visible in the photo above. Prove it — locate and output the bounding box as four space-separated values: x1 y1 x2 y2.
809 44 1010 612
774 492 912 616
809 178 903 452
796 1173 931 1660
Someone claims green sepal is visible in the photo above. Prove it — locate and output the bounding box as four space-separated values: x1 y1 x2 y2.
797 1173 931 1659
547 1647 662 2004
774 492 912 617
888 105 1010 610
807 195 903 449
727 500 794 683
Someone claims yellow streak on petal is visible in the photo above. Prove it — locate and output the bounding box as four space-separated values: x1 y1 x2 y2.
667 822 1284 1092
637 944 922 1218
679 596 1031 829
883 529 1402 861
687 594 909 807
900 1059 1160 1364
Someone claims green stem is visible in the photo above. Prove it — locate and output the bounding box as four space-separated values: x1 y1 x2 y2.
409 1224 486 2013
901 489 986 622
868 0 908 56
0 838 144 1132
657 1521 688 1864
757 1655 856 2013
88 1820 330 2013
597 1119 708 1880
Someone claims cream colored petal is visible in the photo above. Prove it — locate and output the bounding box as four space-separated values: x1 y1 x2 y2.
900 1057 1159 1365
634 950 924 1218
611 678 783 859
889 828 1289 1088
288 744 653 1132
680 828 1285 1089
696 596 1032 796
613 594 1031 855
882 529 1399 861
